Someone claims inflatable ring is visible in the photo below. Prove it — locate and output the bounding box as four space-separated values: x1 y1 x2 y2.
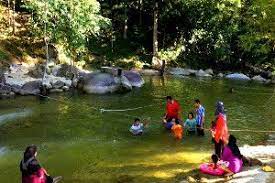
199 163 225 176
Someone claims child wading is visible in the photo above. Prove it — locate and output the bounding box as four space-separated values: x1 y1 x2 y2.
194 99 205 136
184 112 197 135
129 118 148 135
171 118 183 140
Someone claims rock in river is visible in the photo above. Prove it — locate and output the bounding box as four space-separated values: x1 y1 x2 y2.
225 73 251 81
81 73 131 94
123 71 144 87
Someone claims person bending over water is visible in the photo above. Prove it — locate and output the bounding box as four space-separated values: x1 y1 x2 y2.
194 99 205 136
171 119 183 140
129 118 148 135
20 145 62 183
184 112 197 135
164 96 181 121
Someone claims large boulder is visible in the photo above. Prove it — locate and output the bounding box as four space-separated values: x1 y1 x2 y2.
139 69 160 76
225 73 251 81
20 80 42 95
205 69 214 75
51 64 78 78
123 71 144 87
252 75 267 83
195 69 212 77
81 73 120 94
0 84 14 98
168 68 191 76
217 73 224 78
114 76 132 92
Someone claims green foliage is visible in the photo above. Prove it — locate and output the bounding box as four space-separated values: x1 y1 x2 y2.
25 0 110 60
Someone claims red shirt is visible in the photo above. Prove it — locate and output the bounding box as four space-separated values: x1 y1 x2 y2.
166 100 181 119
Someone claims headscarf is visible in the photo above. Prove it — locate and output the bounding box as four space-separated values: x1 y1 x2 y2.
215 101 226 116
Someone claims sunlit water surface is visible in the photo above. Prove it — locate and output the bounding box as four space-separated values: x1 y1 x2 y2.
0 76 274 182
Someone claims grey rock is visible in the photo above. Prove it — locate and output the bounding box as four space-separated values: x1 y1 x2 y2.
82 73 120 94
62 86 70 91
52 80 65 89
252 75 266 83
225 73 251 81
217 73 224 77
168 68 190 76
205 68 214 75
196 69 212 77
50 88 63 93
123 71 144 87
139 69 160 76
20 80 42 95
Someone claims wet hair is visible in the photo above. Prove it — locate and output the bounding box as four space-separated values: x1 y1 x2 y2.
134 118 140 122
23 145 37 162
194 99 200 104
211 154 219 169
215 101 225 116
188 112 194 119
228 135 242 159
166 96 172 100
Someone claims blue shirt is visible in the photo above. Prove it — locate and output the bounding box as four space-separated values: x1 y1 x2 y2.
196 105 205 126
184 119 197 131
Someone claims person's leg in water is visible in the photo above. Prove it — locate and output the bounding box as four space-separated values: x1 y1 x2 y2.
197 125 205 136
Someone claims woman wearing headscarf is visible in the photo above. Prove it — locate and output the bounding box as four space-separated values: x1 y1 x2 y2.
211 101 229 158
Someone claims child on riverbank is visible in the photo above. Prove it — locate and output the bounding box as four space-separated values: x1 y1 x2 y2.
171 119 183 140
129 118 148 135
184 112 197 135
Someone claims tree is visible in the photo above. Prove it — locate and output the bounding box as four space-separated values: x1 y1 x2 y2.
25 0 110 62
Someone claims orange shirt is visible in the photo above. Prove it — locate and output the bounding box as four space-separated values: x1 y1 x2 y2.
171 124 183 140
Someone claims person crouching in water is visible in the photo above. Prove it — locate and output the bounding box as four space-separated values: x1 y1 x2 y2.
184 112 197 135
129 118 148 135
20 145 62 183
171 118 183 140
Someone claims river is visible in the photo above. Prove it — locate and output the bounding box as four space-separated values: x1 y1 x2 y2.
0 76 274 182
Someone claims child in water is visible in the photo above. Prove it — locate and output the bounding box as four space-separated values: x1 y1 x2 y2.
129 118 148 135
184 112 197 135
171 118 183 140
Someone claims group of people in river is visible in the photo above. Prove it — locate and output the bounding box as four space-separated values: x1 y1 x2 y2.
20 96 244 183
129 96 243 177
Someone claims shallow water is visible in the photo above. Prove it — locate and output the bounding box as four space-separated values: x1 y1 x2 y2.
0 76 274 182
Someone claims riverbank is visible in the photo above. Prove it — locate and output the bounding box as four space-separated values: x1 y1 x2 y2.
179 134 275 183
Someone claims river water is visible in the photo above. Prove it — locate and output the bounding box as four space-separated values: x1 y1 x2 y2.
0 76 274 182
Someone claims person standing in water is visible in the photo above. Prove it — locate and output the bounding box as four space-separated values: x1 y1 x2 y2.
211 101 229 158
194 99 205 136
164 96 182 122
20 145 62 183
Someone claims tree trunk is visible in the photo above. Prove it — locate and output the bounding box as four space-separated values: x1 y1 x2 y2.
152 1 162 69
12 0 16 35
8 0 11 27
123 6 128 40
139 0 143 25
